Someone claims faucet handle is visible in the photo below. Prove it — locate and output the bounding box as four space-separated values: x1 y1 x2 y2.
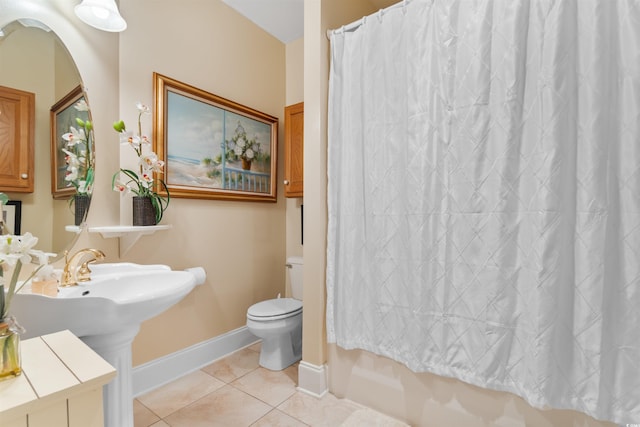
77 259 98 282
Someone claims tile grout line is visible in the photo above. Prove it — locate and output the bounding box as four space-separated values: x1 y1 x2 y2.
146 363 309 427
136 343 406 427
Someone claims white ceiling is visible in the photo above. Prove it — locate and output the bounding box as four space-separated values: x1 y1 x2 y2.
222 0 400 44
222 0 304 44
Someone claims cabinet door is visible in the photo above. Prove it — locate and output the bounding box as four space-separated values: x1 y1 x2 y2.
284 102 303 198
0 86 35 193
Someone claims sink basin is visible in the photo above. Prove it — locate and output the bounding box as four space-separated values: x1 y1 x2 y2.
9 262 206 427
13 263 200 338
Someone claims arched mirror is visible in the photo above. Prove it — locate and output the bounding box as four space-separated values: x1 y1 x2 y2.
0 19 93 260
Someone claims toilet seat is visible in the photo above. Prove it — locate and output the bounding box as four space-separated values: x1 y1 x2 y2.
247 298 302 321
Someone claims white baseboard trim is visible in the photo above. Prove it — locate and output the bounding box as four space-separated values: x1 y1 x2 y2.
132 326 258 397
297 360 328 398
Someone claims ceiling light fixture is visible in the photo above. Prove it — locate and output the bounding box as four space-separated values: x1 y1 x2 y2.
74 0 127 32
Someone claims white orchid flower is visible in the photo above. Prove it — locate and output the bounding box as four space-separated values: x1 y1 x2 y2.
117 131 135 147
0 233 40 266
136 102 151 115
62 126 86 145
140 153 165 172
78 180 90 194
139 153 153 164
140 173 153 187
153 159 165 172
113 179 132 194
65 166 79 182
62 149 80 167
125 134 141 149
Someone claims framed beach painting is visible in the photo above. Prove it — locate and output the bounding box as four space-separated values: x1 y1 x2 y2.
50 85 88 199
153 73 278 202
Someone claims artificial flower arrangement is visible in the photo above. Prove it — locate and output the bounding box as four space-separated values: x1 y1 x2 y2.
112 102 170 224
0 233 46 379
61 99 95 196
0 193 47 378
0 232 44 322
0 193 46 322
225 121 262 170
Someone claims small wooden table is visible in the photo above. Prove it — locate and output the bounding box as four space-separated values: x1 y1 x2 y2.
0 330 116 427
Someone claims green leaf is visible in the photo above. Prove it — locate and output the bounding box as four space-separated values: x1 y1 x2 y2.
85 167 95 187
0 284 5 321
2 261 43 319
3 331 20 373
3 260 22 319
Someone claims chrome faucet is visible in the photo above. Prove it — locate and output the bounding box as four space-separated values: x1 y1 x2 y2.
60 248 106 287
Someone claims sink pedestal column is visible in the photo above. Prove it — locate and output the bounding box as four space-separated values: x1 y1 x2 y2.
81 326 141 427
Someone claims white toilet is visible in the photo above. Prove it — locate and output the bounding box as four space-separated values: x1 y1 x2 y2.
246 256 303 371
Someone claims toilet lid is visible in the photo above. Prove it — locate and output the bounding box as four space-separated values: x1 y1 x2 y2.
247 298 302 319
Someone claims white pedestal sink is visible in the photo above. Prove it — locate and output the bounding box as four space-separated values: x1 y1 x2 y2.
11 263 206 427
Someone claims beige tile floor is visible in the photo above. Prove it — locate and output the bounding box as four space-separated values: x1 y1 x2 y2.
134 343 409 427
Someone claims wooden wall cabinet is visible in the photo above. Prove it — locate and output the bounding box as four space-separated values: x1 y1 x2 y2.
284 102 303 198
0 86 35 193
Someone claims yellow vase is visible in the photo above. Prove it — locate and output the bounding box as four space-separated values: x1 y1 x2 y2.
0 321 22 381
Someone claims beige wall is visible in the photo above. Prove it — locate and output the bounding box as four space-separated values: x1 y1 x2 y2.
301 0 324 368
117 0 287 365
286 38 304 106
2 0 287 366
285 37 304 296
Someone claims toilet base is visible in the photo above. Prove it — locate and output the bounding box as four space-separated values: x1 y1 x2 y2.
247 308 302 371
259 330 302 371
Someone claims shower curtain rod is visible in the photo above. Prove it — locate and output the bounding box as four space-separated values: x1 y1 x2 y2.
325 0 412 39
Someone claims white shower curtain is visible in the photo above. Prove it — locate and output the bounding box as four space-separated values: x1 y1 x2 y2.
326 0 640 423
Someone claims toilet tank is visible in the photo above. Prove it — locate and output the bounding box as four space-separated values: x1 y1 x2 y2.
287 257 303 300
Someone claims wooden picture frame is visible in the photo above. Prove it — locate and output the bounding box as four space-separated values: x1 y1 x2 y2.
1 200 22 235
50 85 88 199
153 73 278 202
